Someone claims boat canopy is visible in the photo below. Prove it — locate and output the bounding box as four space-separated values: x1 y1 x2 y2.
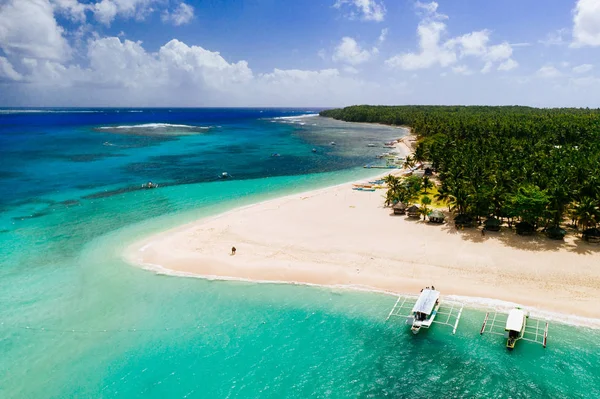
412 289 440 315
505 309 525 332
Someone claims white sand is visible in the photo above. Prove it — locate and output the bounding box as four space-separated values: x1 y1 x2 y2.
125 136 600 321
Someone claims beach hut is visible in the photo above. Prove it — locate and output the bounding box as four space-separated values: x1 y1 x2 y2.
454 214 474 228
582 227 600 243
428 210 445 223
516 221 535 236
393 202 407 215
484 217 502 232
407 205 421 218
546 226 567 240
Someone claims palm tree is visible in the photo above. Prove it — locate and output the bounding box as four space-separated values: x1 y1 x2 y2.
575 197 599 230
422 176 434 194
403 155 415 170
421 196 432 220
435 185 452 211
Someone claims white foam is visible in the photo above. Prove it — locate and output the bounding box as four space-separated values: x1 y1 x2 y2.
446 295 600 329
271 113 319 120
130 259 600 329
97 123 210 130
0 109 101 114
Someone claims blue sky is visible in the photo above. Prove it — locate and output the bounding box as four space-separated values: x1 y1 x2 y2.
1 0 600 107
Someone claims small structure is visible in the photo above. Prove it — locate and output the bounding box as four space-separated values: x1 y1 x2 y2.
424 167 433 176
516 221 535 235
142 181 158 189
407 204 421 218
454 214 474 228
480 308 548 350
484 217 502 232
428 210 445 223
386 288 464 335
583 227 600 243
393 202 407 215
546 226 567 240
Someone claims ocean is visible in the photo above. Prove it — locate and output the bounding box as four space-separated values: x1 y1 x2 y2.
1 108 599 398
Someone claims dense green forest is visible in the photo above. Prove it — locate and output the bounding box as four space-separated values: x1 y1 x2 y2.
320 105 600 238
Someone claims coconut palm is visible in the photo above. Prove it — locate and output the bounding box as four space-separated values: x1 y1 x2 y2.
574 197 600 230
422 176 433 194
420 196 432 220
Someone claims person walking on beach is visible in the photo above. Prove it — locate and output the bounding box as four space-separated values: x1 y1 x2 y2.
231 246 236 255
481 228 486 237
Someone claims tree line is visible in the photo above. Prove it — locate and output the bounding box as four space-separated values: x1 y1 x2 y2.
321 105 600 237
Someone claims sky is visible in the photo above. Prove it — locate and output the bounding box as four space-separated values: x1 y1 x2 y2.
1 0 600 107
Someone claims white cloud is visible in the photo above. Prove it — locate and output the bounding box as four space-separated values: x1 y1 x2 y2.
332 37 374 65
333 0 386 22
6 35 384 107
386 2 513 73
385 18 456 70
0 56 22 81
51 0 88 22
415 1 441 16
378 28 388 44
573 63 593 73
343 65 359 74
92 0 157 25
498 58 518 71
0 0 71 61
539 28 568 46
93 0 118 24
452 65 472 75
537 65 562 78
162 2 194 26
572 0 600 47
481 62 492 74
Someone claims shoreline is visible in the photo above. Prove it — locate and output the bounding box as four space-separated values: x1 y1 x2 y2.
125 128 600 328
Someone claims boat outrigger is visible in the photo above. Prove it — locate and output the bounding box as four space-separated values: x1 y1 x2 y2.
386 288 464 335
480 308 548 350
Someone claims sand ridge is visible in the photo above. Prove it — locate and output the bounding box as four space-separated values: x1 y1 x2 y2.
125 135 600 320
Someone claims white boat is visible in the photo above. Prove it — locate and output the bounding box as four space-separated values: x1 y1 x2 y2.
408 289 441 334
367 143 377 147
220 172 230 179
330 141 336 145
386 288 464 335
480 308 548 349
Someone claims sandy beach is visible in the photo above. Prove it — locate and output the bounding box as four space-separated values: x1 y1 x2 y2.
126 136 600 322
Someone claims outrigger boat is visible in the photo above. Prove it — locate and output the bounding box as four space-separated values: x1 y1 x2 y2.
480 308 548 350
386 288 464 335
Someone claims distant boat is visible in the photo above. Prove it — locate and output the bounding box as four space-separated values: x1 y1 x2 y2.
271 153 281 157
330 141 336 146
312 148 317 152
142 181 158 189
367 143 377 147
220 172 231 179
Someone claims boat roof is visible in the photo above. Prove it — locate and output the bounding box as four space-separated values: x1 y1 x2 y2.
412 289 440 315
505 309 525 331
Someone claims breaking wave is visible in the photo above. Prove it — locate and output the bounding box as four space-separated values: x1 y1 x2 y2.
97 123 210 130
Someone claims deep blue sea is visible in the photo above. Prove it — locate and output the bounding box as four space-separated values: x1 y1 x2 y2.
1 108 599 398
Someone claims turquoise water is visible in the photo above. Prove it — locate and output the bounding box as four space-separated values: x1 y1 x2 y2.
1 109 599 398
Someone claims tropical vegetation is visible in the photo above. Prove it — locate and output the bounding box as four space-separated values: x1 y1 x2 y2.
321 105 600 235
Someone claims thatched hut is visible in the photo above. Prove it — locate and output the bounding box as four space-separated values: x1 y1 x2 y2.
392 202 407 215
454 214 474 228
407 204 421 218
583 227 600 243
516 221 535 235
546 226 567 240
428 210 445 224
484 217 502 232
